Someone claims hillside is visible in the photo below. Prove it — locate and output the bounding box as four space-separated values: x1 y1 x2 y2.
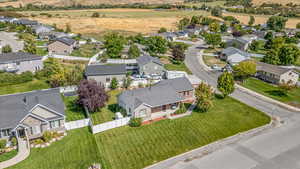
252 0 300 5
0 0 184 7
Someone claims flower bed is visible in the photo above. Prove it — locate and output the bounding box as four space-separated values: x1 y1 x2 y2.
30 131 66 148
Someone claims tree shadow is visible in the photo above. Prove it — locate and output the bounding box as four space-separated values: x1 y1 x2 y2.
265 90 287 97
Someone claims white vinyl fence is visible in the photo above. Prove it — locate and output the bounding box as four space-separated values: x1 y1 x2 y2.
59 85 77 93
65 118 90 130
92 117 130 134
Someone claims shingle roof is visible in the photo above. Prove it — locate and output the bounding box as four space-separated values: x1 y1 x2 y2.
256 62 292 76
55 37 76 46
118 77 192 109
85 64 127 76
222 47 250 57
0 52 43 64
0 88 65 129
137 55 163 67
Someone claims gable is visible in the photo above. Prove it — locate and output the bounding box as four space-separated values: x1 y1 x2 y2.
49 41 70 48
22 115 43 127
31 106 59 119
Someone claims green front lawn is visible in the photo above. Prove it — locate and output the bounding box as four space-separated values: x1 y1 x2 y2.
0 150 18 162
0 80 50 95
90 90 122 125
36 48 48 56
94 96 270 169
242 78 300 108
164 62 192 74
63 96 86 122
9 128 101 169
71 44 100 58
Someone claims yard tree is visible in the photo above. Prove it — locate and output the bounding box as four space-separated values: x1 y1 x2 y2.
65 23 72 33
233 60 257 82
267 16 288 32
64 64 84 86
190 15 202 26
92 12 100 18
204 33 221 48
43 58 64 78
279 80 295 95
128 44 140 58
146 36 168 55
265 37 285 50
77 79 108 112
104 33 126 58
49 72 66 87
24 41 37 54
264 31 273 41
158 27 167 33
195 82 214 112
172 44 186 62
1 45 12 53
110 77 118 90
217 72 235 98
220 24 228 33
177 17 190 30
278 44 300 65
211 6 222 17
296 23 300 29
248 16 255 26
262 49 280 65
122 76 132 89
209 22 220 33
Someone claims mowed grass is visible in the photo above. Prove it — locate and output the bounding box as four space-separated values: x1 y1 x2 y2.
0 79 50 95
63 95 87 122
164 62 192 74
71 44 100 58
94 96 270 169
9 128 101 169
91 90 122 124
242 78 300 107
0 150 18 162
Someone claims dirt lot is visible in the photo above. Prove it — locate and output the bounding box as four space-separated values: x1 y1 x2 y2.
252 0 300 6
224 13 300 28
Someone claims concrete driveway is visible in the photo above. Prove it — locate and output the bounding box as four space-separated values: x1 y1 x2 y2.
0 31 24 52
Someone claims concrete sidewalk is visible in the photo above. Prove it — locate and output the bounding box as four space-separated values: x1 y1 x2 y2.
0 139 30 169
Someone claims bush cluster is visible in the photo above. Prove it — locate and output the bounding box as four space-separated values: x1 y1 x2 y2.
0 71 34 86
129 118 142 127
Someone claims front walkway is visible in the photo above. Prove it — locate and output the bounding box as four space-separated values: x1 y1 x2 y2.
0 139 30 169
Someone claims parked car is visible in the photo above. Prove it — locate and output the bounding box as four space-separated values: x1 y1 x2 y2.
211 64 222 71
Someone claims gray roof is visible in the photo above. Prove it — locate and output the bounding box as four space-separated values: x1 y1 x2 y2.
54 37 76 46
14 19 38 25
119 77 192 109
221 47 250 57
0 88 65 129
137 54 163 67
0 52 43 64
256 62 292 76
85 64 127 76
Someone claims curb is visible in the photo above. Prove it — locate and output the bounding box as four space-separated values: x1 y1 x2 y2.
235 84 300 112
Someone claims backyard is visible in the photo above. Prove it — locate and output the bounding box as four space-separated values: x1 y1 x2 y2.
63 95 87 122
71 44 101 58
241 78 300 108
90 90 122 125
9 128 101 169
0 79 50 95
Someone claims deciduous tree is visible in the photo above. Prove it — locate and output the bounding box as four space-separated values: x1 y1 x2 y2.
1 45 12 53
104 33 126 58
267 16 288 31
77 79 108 112
248 16 255 26
233 60 256 82
217 72 235 98
146 36 167 55
110 77 118 90
128 44 140 58
195 82 214 112
204 33 221 48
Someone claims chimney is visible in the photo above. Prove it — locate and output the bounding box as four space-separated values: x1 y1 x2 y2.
23 96 27 104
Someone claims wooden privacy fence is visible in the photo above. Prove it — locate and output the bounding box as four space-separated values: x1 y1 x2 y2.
65 118 90 130
91 117 131 134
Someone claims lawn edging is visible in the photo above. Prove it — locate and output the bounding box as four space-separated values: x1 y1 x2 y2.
235 84 300 112
144 115 279 169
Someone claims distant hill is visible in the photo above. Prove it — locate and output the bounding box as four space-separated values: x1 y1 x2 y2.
0 0 184 7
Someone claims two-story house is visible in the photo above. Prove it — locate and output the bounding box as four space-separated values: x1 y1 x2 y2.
48 37 76 55
137 54 165 76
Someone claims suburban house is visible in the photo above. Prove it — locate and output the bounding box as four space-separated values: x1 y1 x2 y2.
220 47 251 65
137 54 165 76
0 52 43 74
118 77 194 121
85 64 127 87
256 62 299 85
157 32 177 41
13 19 38 26
48 37 76 55
32 25 54 35
0 88 66 140
226 35 257 51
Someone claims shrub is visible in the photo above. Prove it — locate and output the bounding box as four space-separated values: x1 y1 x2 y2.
92 12 100 18
0 139 7 149
174 103 187 115
0 71 34 87
33 139 44 145
11 137 17 146
129 118 142 127
42 131 52 142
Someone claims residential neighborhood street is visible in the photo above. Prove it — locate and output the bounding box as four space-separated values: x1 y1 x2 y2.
146 41 300 169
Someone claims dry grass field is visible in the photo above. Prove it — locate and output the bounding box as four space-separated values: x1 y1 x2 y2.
19 9 208 36
0 0 184 7
224 12 300 28
252 0 300 6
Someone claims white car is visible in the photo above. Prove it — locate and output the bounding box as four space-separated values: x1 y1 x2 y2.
211 64 222 71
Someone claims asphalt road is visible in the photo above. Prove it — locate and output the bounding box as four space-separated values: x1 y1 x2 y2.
146 41 300 169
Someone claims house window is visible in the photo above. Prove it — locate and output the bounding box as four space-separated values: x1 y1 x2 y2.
50 120 60 129
106 77 111 82
139 109 147 117
1 129 10 137
30 126 41 135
